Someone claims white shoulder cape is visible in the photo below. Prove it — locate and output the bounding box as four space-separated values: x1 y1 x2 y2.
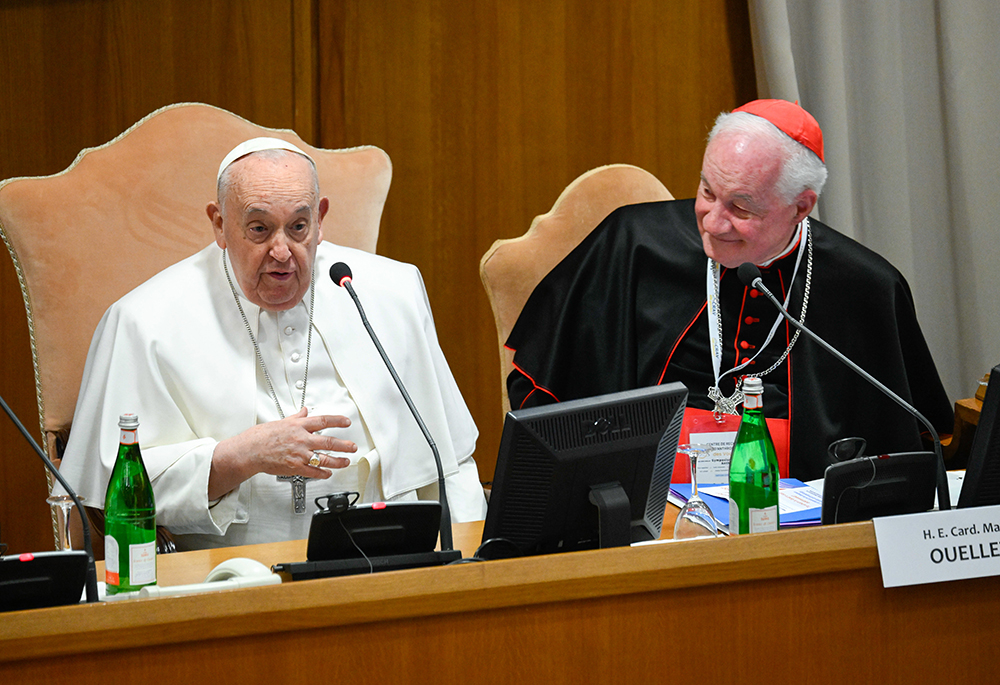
58 242 479 539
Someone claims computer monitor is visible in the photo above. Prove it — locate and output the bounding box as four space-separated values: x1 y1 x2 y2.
481 383 687 557
958 364 1000 508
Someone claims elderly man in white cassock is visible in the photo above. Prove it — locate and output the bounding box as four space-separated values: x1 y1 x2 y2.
58 138 487 550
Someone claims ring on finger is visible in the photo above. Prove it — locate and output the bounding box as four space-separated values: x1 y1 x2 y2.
308 453 321 467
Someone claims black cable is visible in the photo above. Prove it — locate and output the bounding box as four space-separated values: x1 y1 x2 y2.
337 516 374 574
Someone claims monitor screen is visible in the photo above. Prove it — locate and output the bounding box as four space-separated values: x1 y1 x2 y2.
958 363 1000 508
481 383 687 557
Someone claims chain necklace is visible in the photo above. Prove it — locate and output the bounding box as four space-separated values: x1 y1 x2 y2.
747 227 812 381
706 220 813 420
222 249 316 419
223 249 319 515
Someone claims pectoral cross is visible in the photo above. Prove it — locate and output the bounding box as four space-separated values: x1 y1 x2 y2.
708 385 744 422
277 475 313 515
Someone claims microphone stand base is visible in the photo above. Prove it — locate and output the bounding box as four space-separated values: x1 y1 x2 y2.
272 549 463 580
1 550 89 612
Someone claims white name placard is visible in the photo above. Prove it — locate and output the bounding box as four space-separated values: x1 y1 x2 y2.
873 504 1000 588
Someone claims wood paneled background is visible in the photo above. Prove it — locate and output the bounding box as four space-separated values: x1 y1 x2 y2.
0 0 755 554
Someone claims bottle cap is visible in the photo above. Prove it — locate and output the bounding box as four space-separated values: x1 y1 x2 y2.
742 377 763 395
118 413 139 429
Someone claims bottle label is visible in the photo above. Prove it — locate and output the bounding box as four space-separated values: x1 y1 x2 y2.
120 429 137 445
129 541 157 585
743 392 763 410
750 506 779 533
729 502 779 535
105 535 155 587
105 535 120 586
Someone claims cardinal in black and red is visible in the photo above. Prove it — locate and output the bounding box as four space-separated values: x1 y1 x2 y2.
506 100 952 482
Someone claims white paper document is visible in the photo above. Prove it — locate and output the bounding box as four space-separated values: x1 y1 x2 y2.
700 480 822 516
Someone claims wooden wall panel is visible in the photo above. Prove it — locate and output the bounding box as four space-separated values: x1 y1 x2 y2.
0 0 309 554
317 0 756 483
0 0 753 553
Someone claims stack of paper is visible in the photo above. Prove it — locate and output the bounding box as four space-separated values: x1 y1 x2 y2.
669 479 823 533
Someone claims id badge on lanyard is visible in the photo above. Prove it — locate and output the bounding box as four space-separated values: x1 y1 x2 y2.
671 407 791 484
674 409 741 485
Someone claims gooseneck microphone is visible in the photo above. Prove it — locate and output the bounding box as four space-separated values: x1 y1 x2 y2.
1 392 100 602
736 262 950 510
329 262 455 551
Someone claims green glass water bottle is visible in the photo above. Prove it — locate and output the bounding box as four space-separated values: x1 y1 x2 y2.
104 413 157 594
728 377 780 535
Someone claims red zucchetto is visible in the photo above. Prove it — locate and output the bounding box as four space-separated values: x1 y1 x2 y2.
734 99 824 163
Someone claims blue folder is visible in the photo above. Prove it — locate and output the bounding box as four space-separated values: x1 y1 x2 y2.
670 479 821 530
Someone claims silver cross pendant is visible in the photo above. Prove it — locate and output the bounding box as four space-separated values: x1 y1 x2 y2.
277 475 313 515
708 385 744 422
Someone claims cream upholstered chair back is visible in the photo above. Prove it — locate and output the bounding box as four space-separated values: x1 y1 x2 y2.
0 103 391 539
479 164 673 414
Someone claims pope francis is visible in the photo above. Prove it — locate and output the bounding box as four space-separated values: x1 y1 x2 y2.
58 138 488 550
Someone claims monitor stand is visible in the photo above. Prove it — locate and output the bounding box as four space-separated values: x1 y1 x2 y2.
589 482 631 548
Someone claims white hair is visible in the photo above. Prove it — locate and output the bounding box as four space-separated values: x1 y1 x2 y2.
708 111 828 202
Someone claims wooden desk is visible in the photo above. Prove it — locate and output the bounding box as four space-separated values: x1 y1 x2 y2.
2 520 998 683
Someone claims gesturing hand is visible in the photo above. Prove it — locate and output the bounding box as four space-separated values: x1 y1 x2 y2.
208 407 358 500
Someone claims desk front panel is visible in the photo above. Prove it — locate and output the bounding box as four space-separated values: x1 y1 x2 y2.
2 521 998 683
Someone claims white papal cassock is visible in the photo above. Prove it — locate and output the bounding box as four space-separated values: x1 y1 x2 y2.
58 242 486 550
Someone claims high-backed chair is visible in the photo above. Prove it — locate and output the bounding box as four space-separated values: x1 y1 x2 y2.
0 102 391 551
479 164 673 414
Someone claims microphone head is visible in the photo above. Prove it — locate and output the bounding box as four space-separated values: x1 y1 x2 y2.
737 262 762 287
329 262 353 287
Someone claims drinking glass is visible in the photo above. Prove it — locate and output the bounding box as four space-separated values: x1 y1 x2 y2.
46 494 84 551
673 444 720 539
